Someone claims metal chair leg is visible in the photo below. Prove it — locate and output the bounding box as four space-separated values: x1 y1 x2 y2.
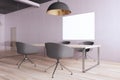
27 57 36 67
59 63 63 70
45 59 72 78
52 62 59 78
27 57 34 64
60 63 73 75
17 55 36 68
16 58 24 65
44 63 56 72
18 58 25 68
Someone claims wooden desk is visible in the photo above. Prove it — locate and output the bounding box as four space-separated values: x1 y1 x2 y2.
33 44 100 73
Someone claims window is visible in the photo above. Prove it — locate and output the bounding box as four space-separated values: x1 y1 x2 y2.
62 12 95 40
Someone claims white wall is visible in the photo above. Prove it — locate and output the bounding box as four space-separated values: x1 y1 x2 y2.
66 0 120 62
5 2 62 44
0 14 5 50
5 0 120 62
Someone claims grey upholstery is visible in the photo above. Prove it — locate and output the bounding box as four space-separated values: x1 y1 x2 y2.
45 42 74 78
16 42 40 54
62 41 71 44
77 41 94 58
16 42 40 68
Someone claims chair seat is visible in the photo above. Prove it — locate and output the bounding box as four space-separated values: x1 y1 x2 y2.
45 42 74 78
16 42 40 68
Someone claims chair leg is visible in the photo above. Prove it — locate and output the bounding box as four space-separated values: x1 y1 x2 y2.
60 63 73 75
16 58 24 65
52 61 59 78
17 55 36 68
27 57 36 67
86 55 96 61
84 51 96 61
45 59 72 78
59 63 63 70
18 58 26 68
44 63 56 72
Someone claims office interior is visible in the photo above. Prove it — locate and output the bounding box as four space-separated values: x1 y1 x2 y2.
0 0 120 80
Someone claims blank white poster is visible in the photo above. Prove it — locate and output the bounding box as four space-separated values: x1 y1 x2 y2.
63 12 95 40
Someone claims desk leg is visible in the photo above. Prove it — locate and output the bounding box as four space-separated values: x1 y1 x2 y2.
43 47 46 57
81 47 100 73
82 48 86 73
97 47 100 65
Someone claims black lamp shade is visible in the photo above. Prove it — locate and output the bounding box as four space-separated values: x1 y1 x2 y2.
47 1 71 16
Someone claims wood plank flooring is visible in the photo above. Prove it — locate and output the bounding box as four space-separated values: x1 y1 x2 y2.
0 50 120 80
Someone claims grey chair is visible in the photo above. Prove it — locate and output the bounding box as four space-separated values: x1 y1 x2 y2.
77 41 94 59
16 42 40 68
61 41 71 44
45 42 74 78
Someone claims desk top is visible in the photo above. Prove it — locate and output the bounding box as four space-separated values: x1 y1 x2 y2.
65 44 100 48
33 44 100 49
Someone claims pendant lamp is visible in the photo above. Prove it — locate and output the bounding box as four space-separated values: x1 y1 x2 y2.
46 0 71 16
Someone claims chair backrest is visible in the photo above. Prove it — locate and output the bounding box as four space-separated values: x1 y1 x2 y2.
16 42 25 54
83 41 94 52
45 43 74 59
62 41 71 44
83 41 94 45
16 42 39 54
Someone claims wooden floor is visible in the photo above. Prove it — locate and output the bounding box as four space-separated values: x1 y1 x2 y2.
0 50 120 80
